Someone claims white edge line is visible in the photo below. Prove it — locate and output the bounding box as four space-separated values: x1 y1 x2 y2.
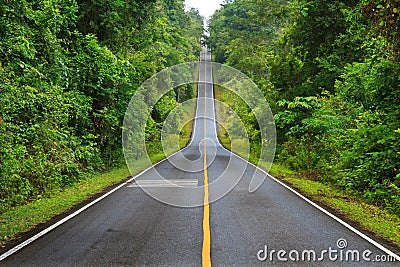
0 179 124 261
0 51 209 262
220 147 400 261
0 148 181 261
206 50 399 261
4 49 397 262
187 47 207 147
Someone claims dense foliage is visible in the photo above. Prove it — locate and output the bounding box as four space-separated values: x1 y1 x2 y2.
209 0 400 214
0 0 203 211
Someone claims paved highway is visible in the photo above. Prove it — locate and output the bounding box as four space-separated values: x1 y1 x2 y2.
1 48 399 266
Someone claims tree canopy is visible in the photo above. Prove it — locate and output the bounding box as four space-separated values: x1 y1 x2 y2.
208 0 400 214
0 0 204 211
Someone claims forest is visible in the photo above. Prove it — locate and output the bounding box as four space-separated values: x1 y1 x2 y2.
0 0 203 212
1 0 399 221
208 0 400 215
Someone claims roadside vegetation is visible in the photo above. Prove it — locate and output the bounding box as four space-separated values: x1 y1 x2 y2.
2 0 400 252
271 163 400 247
0 0 203 212
0 0 202 244
216 85 400 248
210 0 400 247
0 125 193 247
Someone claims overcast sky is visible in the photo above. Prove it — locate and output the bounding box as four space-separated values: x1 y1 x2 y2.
185 0 225 19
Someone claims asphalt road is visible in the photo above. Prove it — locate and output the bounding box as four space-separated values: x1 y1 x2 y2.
1 48 399 266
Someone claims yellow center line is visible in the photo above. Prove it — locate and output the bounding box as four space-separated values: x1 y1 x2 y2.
202 50 212 267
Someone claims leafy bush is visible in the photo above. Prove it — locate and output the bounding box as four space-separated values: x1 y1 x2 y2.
0 0 204 212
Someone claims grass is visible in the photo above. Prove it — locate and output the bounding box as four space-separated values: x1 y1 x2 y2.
0 153 184 248
215 88 231 151
214 82 400 249
269 164 400 247
0 90 196 247
0 155 158 247
179 119 194 148
3 81 400 251
221 133 400 248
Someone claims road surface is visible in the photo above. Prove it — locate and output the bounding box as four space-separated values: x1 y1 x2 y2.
1 48 399 266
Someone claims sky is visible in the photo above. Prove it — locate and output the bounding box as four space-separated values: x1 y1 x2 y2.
185 0 225 20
